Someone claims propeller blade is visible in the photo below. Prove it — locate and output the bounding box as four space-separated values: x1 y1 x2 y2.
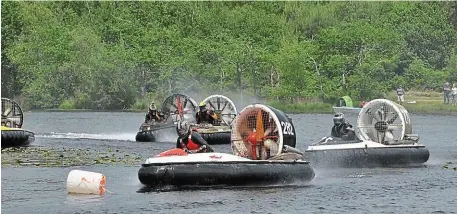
2 108 12 117
171 103 178 111
386 113 398 124
381 132 386 144
357 125 375 129
176 96 183 115
377 108 385 121
372 111 382 122
256 109 264 141
387 124 402 131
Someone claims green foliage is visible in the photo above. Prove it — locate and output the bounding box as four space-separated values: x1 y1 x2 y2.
1 2 456 109
268 100 333 114
59 99 76 110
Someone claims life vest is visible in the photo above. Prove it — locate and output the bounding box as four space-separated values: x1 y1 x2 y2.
197 110 216 122
181 133 200 150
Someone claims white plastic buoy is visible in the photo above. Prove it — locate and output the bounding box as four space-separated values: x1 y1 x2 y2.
67 170 106 195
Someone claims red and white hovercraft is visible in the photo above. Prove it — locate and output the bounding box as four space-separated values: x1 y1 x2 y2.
138 104 315 187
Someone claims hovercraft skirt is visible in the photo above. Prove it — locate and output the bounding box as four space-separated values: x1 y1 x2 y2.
200 132 231 145
138 161 315 186
306 146 430 167
1 130 35 148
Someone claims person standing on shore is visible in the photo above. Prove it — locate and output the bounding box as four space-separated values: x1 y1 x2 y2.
444 82 451 105
396 86 405 105
451 84 457 105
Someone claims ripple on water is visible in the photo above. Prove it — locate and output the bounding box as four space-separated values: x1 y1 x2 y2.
2 112 457 213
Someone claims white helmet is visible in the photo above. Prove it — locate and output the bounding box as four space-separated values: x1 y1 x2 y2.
176 121 190 138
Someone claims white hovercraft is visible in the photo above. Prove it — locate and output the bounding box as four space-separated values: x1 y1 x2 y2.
306 99 429 167
138 104 315 187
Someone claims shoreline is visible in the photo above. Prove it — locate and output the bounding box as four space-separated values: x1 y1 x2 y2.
31 103 457 116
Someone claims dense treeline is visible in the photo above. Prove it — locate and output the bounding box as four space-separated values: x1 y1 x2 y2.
1 1 457 110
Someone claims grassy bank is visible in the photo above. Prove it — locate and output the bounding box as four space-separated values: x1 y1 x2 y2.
385 90 457 115
267 100 334 114
267 90 457 115
34 91 457 116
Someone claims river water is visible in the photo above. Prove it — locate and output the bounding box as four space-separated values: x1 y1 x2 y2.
2 112 457 213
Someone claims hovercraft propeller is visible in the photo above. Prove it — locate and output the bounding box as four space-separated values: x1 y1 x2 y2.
357 99 412 145
160 94 198 123
1 98 24 128
231 104 296 160
201 95 238 126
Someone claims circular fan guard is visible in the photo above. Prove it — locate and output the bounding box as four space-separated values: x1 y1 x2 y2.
1 98 24 128
231 104 296 160
160 94 197 123
356 99 412 144
201 95 237 126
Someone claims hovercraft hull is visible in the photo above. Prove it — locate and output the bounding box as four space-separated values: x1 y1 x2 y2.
135 123 176 142
135 131 157 142
1 127 35 148
306 142 430 168
200 132 231 145
138 153 315 187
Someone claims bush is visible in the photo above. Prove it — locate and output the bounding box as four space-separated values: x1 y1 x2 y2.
58 99 76 110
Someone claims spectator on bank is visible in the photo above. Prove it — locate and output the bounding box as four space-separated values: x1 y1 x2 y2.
451 84 457 105
396 86 405 105
444 82 451 105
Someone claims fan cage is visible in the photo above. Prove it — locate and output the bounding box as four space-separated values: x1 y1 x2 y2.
357 99 412 144
1 98 23 128
231 105 283 160
201 95 238 127
160 94 197 123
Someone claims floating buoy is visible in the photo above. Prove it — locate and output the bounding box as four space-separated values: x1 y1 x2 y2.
67 170 106 195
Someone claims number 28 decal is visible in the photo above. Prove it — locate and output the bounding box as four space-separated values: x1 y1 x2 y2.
281 121 294 135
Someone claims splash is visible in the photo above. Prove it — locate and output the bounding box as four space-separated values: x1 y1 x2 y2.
36 132 136 142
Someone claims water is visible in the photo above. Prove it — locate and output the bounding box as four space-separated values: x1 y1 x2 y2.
2 112 457 213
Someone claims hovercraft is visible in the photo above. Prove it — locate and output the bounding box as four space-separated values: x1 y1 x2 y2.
135 94 198 142
1 98 35 148
306 99 430 168
190 95 238 145
135 121 176 142
333 95 362 116
138 104 315 187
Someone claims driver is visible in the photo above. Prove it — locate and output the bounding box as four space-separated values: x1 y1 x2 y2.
195 102 218 125
176 121 214 153
331 113 356 140
145 102 161 123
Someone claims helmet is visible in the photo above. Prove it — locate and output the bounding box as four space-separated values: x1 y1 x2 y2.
149 102 157 111
333 113 345 125
199 101 207 112
176 121 190 138
149 104 157 115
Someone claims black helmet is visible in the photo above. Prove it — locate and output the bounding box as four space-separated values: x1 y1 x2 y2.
333 113 345 125
176 121 190 138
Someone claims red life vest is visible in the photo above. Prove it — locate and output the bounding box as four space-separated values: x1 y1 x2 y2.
181 133 200 150
187 139 200 150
